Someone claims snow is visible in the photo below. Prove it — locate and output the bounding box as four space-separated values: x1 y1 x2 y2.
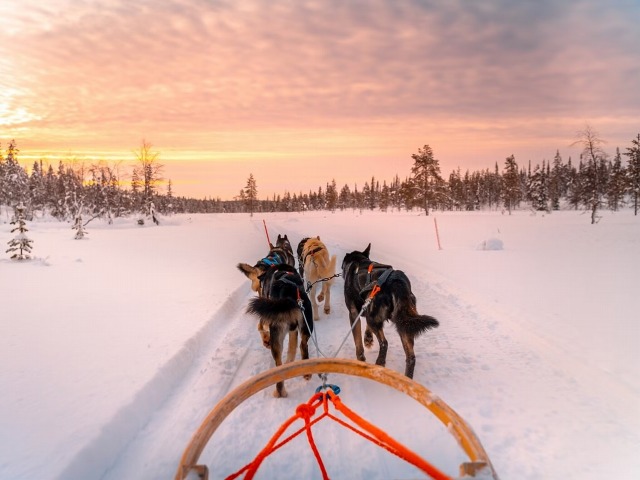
1 210 639 480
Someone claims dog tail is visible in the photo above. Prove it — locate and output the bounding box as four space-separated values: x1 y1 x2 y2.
247 297 300 325
389 272 439 337
328 254 337 279
394 311 439 337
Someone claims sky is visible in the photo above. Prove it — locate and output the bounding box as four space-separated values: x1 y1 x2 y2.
1 0 639 200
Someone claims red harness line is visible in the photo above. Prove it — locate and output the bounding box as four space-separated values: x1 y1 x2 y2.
224 389 452 480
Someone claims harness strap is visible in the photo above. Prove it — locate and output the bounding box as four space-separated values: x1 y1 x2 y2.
277 273 303 301
360 264 393 298
301 245 325 273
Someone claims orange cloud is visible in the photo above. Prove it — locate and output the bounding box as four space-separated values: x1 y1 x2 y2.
1 0 638 199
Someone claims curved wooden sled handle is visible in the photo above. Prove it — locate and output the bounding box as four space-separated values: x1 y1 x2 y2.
175 358 498 480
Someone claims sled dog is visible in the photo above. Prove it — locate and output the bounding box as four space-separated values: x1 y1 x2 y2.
237 234 296 295
341 244 439 378
243 264 314 397
296 236 337 319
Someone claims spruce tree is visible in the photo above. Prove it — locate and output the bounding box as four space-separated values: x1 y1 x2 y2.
502 155 521 214
624 133 640 215
607 148 625 211
244 174 257 216
6 203 33 260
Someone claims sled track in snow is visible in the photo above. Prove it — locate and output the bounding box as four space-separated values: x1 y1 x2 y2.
56 283 255 480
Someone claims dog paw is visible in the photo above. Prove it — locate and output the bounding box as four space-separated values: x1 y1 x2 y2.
303 374 312 380
317 293 324 302
324 306 331 314
364 330 374 348
273 388 288 398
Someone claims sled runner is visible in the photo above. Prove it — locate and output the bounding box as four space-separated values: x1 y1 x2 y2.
175 358 498 480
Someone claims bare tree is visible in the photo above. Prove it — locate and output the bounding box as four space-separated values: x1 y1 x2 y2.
132 140 164 219
133 140 163 200
571 125 608 224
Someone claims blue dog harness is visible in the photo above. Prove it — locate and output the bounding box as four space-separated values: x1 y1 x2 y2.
260 252 283 267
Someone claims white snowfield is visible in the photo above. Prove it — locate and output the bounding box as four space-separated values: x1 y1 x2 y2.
1 210 638 480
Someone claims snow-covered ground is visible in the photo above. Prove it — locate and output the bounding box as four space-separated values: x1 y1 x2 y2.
1 209 638 480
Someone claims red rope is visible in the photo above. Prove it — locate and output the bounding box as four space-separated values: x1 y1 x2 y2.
225 390 453 480
327 390 451 480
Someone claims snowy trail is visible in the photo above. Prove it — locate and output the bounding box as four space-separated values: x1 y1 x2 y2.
42 213 638 480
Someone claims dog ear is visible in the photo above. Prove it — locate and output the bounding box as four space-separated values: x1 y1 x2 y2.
237 263 257 278
316 236 320 240
363 243 371 258
277 234 282 242
237 263 264 293
284 234 288 240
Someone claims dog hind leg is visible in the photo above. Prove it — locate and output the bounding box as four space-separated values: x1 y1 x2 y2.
320 281 331 314
270 326 288 397
348 306 366 362
364 326 374 348
367 322 388 367
299 331 312 380
309 282 320 319
399 333 416 379
286 326 298 363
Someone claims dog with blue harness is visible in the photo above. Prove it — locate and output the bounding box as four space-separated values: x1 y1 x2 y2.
237 234 296 295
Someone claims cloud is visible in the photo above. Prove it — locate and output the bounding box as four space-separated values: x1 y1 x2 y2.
1 0 639 196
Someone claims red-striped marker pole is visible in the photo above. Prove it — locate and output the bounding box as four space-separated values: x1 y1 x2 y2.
263 219 272 248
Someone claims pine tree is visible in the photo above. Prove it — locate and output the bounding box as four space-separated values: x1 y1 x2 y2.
326 179 338 212
6 202 33 260
624 133 640 215
502 155 521 214
338 184 351 211
410 144 443 215
244 173 257 216
529 162 549 211
549 151 564 211
606 148 625 211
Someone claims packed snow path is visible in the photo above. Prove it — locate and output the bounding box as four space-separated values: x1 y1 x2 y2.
2 211 638 480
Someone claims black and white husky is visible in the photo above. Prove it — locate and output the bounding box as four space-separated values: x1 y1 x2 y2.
243 264 314 397
341 244 439 378
237 234 296 295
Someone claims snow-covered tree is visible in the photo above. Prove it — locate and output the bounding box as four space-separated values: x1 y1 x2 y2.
606 148 626 211
624 133 640 215
72 205 88 239
502 155 521 214
529 162 549 211
6 202 33 260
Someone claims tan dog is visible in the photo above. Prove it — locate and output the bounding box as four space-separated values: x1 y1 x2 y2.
297 236 337 319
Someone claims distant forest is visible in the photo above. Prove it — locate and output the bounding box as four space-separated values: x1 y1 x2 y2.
1 129 639 225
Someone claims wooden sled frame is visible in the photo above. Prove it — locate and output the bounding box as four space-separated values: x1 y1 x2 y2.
175 358 498 480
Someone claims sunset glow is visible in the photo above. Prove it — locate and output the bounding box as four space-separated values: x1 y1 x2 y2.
1 0 638 199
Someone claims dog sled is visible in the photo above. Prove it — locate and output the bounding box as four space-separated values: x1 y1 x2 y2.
174 358 499 480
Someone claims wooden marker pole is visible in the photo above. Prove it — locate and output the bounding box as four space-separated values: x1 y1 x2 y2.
263 219 272 248
434 217 442 250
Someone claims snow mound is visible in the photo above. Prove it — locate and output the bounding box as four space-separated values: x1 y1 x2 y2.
477 238 504 251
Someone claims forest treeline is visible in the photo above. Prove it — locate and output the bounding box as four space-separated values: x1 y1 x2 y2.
1 129 639 225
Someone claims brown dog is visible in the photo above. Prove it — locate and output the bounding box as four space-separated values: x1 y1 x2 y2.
297 236 337 319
